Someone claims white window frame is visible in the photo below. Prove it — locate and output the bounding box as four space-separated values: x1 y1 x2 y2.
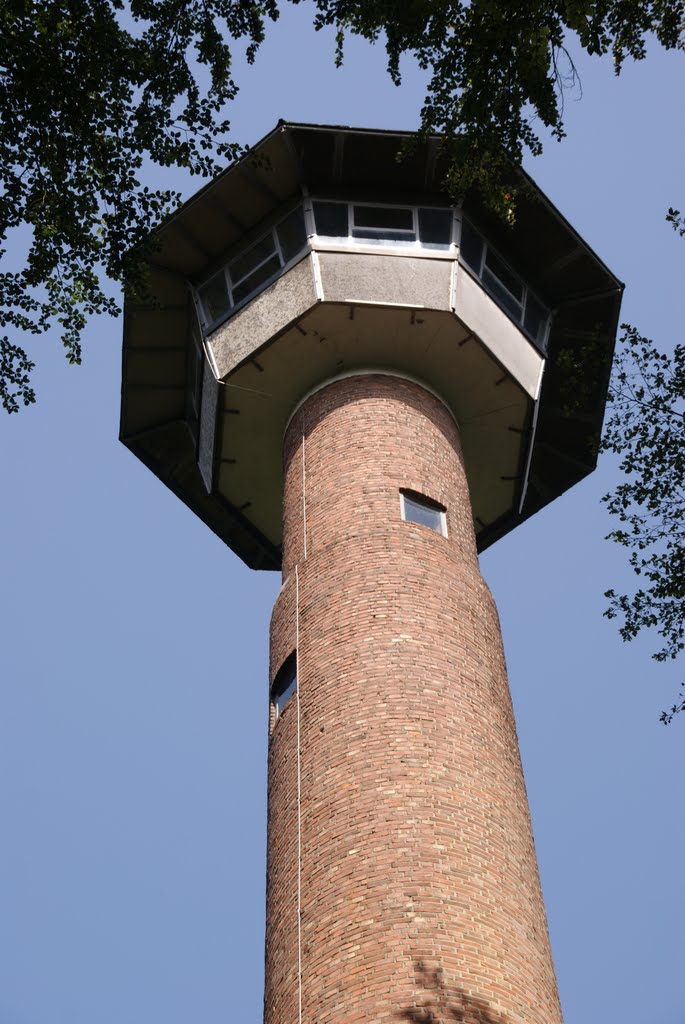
196 207 309 332
229 237 280 295
311 199 455 254
400 490 448 537
352 203 416 242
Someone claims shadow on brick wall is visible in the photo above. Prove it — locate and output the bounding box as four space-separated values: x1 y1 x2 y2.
400 960 511 1024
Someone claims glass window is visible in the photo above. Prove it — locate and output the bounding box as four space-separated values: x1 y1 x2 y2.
313 201 349 237
198 206 309 327
352 205 415 241
196 204 552 345
459 219 484 272
272 653 297 719
523 292 548 350
277 208 307 263
353 206 413 230
418 208 452 248
460 218 550 349
198 271 230 324
231 254 281 304
313 201 452 247
483 248 523 304
400 490 447 536
481 265 524 320
229 237 277 285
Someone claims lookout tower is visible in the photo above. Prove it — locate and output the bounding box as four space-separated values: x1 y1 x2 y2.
120 122 622 1024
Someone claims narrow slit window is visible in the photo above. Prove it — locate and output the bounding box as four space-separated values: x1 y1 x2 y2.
400 490 447 536
272 652 297 720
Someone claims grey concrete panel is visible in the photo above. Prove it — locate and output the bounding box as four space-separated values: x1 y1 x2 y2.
208 256 317 379
454 265 543 399
318 252 452 310
198 358 220 493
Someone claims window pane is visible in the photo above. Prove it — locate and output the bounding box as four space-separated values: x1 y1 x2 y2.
353 205 415 241
459 219 483 271
313 201 348 237
229 236 277 284
483 248 523 302
481 267 524 321
419 208 451 248
231 254 281 305
523 292 549 351
353 206 413 230
198 272 230 324
277 208 307 263
401 491 446 535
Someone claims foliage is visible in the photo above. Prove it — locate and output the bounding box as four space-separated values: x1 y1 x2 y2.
602 314 685 723
304 0 683 211
0 0 278 412
666 206 685 237
1 0 683 410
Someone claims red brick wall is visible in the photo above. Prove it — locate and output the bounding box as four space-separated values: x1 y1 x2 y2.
265 374 563 1024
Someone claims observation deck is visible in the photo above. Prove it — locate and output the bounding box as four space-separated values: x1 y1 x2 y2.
120 121 623 568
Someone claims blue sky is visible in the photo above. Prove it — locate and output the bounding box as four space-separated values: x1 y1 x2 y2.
1 8 683 1023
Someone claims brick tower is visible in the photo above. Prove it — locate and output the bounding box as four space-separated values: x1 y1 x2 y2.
120 123 622 1024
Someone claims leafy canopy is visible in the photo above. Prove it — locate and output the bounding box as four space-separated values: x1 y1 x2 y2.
1 0 682 412
0 0 277 412
602 318 685 724
306 0 682 206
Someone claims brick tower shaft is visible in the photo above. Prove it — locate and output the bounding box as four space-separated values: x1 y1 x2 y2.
266 374 563 1024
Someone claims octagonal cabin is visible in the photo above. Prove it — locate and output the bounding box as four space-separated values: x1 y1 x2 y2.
120 122 623 569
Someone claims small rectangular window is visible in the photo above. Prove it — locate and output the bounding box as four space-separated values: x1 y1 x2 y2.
400 490 447 536
272 653 297 720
